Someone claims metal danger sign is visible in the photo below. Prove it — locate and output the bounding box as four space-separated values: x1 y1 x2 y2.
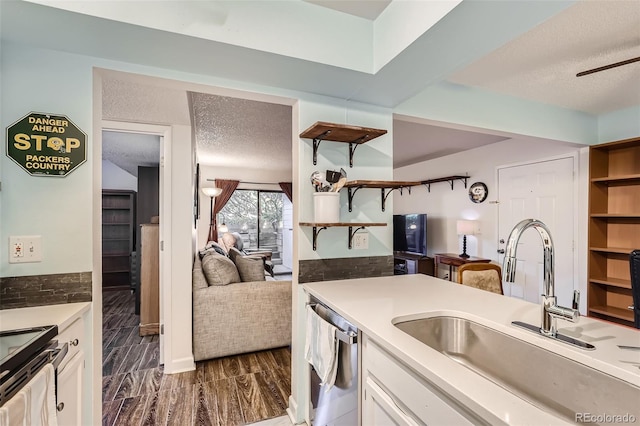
6 112 87 177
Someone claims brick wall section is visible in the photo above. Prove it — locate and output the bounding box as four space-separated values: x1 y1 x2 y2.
298 256 394 284
0 272 92 309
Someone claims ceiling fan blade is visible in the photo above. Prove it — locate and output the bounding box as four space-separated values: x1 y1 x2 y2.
576 56 640 77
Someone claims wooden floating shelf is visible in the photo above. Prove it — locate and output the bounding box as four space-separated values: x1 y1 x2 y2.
342 176 469 211
344 180 421 212
300 222 386 250
299 121 387 167
420 175 470 192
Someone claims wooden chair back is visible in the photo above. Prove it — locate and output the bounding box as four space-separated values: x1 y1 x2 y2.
457 263 503 295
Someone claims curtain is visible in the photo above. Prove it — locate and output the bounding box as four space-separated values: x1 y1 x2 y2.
208 179 239 242
279 182 293 202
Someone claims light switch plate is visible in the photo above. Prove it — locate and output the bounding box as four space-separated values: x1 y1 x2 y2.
9 236 42 263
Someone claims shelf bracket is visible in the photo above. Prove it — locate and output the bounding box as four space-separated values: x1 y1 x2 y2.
381 186 411 211
348 135 368 168
312 130 331 165
348 226 366 249
422 176 469 192
347 186 363 212
311 226 327 251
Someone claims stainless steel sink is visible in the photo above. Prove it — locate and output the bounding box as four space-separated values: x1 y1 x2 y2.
394 316 640 423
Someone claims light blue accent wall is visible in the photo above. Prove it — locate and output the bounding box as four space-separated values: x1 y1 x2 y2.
598 106 640 142
297 96 394 260
1 43 94 277
396 82 598 144
1 42 396 276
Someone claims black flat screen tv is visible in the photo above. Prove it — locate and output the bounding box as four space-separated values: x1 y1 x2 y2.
393 214 427 255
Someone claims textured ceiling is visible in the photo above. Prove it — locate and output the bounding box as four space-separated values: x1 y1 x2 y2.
102 131 160 177
189 92 292 172
449 0 640 115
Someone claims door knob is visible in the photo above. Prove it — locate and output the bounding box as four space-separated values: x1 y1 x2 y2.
497 249 505 254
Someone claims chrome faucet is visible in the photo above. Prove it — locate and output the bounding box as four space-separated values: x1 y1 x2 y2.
503 219 580 338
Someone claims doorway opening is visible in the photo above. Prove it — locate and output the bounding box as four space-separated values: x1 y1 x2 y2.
101 127 164 404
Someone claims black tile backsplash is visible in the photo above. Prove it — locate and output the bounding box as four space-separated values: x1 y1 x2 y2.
298 256 393 284
0 272 92 309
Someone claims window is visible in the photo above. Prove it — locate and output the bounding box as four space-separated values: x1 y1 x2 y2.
217 190 284 264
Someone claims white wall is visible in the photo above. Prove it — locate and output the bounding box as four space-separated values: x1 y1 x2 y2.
394 137 586 261
101 159 137 191
395 137 591 314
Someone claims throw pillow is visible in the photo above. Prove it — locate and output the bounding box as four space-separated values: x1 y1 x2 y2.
235 255 266 282
201 252 240 286
228 247 243 264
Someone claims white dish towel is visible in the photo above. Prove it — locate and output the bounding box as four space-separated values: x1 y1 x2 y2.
304 305 340 391
0 364 57 426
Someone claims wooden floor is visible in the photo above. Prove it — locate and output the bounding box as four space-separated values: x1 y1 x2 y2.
102 290 291 426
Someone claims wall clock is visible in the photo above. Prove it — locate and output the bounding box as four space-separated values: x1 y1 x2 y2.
469 182 488 203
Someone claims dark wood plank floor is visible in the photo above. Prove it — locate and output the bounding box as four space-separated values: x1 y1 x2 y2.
102 290 291 426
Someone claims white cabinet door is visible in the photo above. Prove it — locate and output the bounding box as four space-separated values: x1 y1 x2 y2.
362 335 477 425
56 350 84 426
363 376 420 426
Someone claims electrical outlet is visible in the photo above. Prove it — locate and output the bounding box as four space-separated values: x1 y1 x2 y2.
9 236 42 263
353 232 369 250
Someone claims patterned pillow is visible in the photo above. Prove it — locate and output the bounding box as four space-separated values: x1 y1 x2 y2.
234 255 266 282
201 252 240 286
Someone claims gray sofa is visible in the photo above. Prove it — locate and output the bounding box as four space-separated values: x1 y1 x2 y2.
192 253 292 361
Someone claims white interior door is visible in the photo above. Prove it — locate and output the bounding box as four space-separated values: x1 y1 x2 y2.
497 156 576 307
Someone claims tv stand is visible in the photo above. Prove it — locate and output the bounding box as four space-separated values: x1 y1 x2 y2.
394 252 434 276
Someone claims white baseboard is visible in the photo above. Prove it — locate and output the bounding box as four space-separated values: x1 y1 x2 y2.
163 355 195 374
287 395 308 425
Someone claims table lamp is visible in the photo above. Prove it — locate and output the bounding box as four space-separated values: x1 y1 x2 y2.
457 220 477 259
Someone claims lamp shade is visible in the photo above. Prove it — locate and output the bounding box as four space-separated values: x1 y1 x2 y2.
202 187 222 198
218 223 228 233
457 220 477 236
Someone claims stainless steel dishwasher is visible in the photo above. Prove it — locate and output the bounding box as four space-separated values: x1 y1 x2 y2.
308 297 359 426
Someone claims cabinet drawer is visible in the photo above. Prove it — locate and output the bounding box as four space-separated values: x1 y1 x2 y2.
364 376 420 426
363 336 474 425
57 318 83 371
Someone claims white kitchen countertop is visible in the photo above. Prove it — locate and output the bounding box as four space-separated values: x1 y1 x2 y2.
303 274 640 425
0 302 90 332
